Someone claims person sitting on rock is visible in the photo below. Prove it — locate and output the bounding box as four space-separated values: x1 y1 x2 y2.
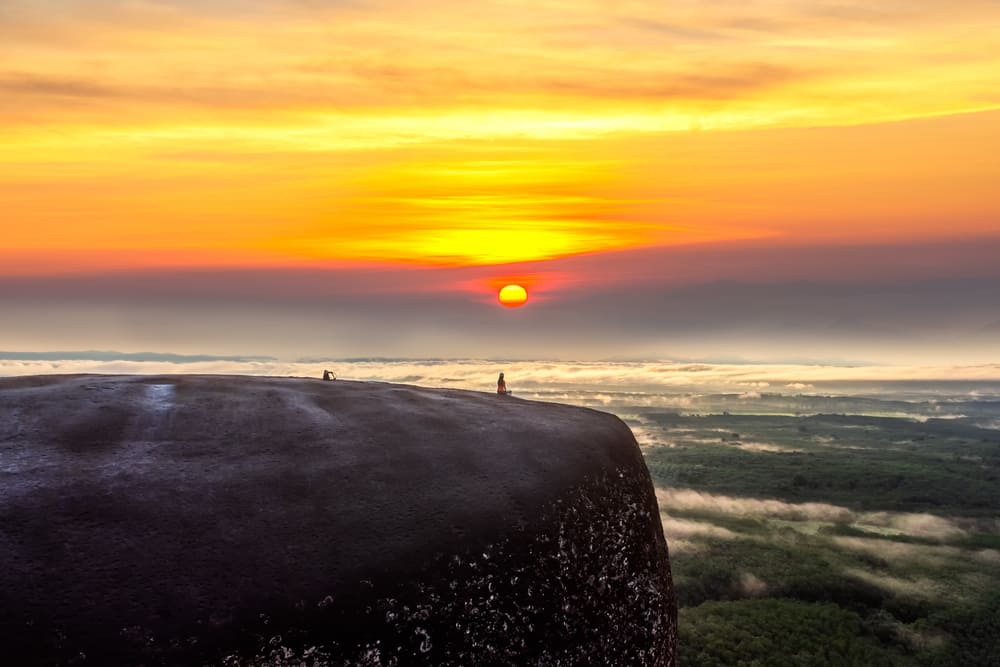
497 372 511 395
322 370 335 381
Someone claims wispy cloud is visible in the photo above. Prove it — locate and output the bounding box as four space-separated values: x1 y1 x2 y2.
3 358 1000 392
856 512 967 541
0 73 118 99
655 488 854 523
843 568 945 601
660 516 739 541
5 0 998 128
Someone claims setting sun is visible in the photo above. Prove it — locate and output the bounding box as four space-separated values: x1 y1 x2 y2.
498 284 528 308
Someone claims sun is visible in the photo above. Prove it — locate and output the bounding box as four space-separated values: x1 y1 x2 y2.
498 284 528 308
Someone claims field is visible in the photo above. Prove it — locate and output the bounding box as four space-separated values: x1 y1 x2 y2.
617 396 1000 665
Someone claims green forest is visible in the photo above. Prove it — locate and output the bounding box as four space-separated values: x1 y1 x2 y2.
628 406 1000 665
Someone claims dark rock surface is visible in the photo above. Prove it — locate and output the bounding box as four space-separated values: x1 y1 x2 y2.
0 374 676 665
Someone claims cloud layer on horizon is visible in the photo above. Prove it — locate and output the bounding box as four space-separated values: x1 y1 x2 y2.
2 237 999 364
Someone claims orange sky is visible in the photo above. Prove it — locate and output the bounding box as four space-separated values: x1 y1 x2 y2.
2 0 999 274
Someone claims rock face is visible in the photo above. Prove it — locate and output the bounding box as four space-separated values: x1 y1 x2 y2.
0 375 676 665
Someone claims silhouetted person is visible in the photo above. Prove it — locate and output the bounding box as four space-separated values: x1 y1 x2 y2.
323 370 335 381
497 372 510 395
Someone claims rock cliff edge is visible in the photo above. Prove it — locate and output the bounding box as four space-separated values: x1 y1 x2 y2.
0 375 676 665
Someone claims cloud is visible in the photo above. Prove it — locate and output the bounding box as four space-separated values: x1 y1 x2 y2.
0 350 273 363
4 241 1000 366
738 572 769 596
831 537 963 568
528 63 814 103
734 441 802 453
2 3 819 116
655 488 854 523
616 17 729 43
660 516 738 541
3 356 1000 396
843 568 943 600
974 549 1000 565
857 512 967 541
654 489 984 546
660 538 701 555
0 74 117 99
3 0 999 128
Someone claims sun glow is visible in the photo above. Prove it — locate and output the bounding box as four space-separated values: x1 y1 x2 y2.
498 284 528 308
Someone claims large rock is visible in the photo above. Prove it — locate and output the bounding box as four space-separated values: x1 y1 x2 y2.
0 375 676 665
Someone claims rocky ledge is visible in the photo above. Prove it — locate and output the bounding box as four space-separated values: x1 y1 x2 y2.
0 374 675 665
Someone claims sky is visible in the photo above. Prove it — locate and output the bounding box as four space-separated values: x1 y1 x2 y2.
2 0 999 364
